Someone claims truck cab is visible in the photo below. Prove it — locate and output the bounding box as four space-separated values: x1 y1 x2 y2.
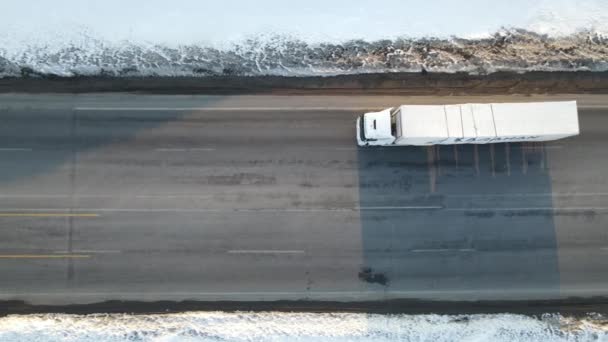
356 108 395 146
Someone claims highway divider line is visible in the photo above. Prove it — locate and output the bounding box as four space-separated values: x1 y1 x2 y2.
355 206 442 210
331 147 359 150
74 107 381 111
227 250 305 254
155 148 216 152
447 207 608 211
0 148 33 152
411 248 476 253
447 192 608 198
72 106 608 111
1 192 607 199
0 207 441 213
0 254 90 259
3 288 585 299
0 194 217 199
53 250 121 254
2 207 606 214
0 213 99 218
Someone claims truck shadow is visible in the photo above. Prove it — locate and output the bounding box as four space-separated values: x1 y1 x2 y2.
356 143 560 300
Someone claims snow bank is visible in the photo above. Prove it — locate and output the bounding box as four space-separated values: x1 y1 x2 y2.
0 312 606 342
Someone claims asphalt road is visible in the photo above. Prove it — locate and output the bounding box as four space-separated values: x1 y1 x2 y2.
0 94 607 305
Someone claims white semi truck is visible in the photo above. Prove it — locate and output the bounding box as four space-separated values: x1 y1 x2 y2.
356 101 579 146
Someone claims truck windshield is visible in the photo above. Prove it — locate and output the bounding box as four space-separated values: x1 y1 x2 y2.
359 115 367 141
360 115 377 141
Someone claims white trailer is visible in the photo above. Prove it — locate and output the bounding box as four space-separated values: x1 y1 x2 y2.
356 101 579 146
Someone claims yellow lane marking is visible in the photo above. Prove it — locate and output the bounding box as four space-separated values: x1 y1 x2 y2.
0 254 90 259
0 213 99 218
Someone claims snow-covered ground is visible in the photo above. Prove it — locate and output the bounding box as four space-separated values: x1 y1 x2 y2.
0 0 607 77
0 312 606 342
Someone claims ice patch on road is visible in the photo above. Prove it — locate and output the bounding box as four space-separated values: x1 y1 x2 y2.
0 312 607 341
